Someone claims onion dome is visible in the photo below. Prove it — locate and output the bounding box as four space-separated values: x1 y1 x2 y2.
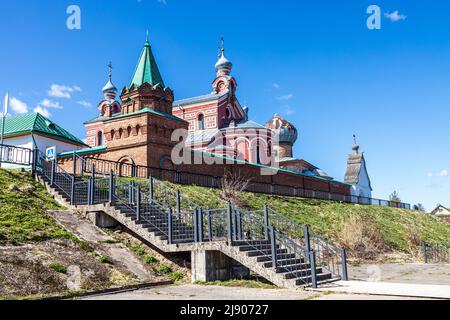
103 62 117 100
265 114 298 145
215 37 232 76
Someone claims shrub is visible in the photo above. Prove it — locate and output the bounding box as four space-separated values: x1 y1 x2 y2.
130 244 146 257
158 263 172 274
169 272 184 282
143 255 158 264
219 172 250 207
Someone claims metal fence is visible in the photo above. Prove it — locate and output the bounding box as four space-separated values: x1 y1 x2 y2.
0 144 33 166
422 242 450 264
73 156 411 210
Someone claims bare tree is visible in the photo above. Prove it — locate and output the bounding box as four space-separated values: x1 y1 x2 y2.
219 171 250 207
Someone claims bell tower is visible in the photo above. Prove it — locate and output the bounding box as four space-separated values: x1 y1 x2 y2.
120 35 174 115
212 37 237 95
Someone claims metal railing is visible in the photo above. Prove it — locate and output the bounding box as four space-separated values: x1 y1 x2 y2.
34 152 350 287
0 144 33 166
422 242 450 264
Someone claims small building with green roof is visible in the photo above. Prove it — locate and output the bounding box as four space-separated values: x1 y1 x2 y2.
1 112 87 168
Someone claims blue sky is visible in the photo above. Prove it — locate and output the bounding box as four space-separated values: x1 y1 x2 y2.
1 0 449 210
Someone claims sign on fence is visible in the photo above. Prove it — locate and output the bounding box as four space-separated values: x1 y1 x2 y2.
46 146 57 161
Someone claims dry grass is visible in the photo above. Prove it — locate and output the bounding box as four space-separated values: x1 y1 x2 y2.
339 215 388 260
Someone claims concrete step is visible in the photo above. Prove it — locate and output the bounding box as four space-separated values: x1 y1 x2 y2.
294 272 332 286
232 240 271 246
238 244 280 252
275 262 310 273
256 253 296 262
246 248 288 257
263 258 304 268
282 267 324 279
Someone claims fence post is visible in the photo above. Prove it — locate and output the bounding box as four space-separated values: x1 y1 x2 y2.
109 170 115 205
341 248 349 281
236 210 243 241
168 208 173 245
232 209 238 241
136 185 141 222
264 205 270 240
270 226 277 269
193 208 199 243
309 250 318 289
128 181 134 205
422 241 428 264
227 202 233 242
149 176 154 203
87 178 92 206
198 208 204 243
70 175 75 206
31 149 37 176
207 210 212 242
50 160 56 186
304 225 311 257
176 190 181 216
91 164 95 205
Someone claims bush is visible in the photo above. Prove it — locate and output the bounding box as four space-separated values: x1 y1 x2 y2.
48 263 67 274
130 244 146 257
169 272 184 282
143 255 158 264
158 263 172 274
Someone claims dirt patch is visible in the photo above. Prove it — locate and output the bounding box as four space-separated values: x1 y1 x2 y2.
0 239 112 298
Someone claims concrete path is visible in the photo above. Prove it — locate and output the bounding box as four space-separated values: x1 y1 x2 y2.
48 210 157 281
349 263 450 285
81 284 429 300
315 280 450 299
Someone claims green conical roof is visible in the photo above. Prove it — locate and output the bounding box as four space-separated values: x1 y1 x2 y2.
129 39 165 89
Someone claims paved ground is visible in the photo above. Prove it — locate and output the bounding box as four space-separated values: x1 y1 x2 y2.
82 284 428 300
349 263 450 285
48 210 158 281
82 263 450 300
316 280 450 299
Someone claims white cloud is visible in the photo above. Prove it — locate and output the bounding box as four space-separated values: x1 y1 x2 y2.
384 10 407 22
33 106 52 118
157 0 167 4
273 83 280 89
277 93 294 101
39 99 63 109
48 84 81 99
77 100 92 108
9 97 28 114
427 169 449 177
283 105 296 116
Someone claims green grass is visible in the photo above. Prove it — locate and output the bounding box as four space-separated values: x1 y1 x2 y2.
0 169 74 245
194 279 277 289
172 184 450 252
97 256 113 265
143 255 158 264
158 262 172 274
48 263 67 274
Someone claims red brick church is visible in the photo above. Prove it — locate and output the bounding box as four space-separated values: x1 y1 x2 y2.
60 36 351 195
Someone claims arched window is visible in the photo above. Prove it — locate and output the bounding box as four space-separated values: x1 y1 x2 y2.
110 130 115 140
127 126 132 138
198 114 205 131
136 125 141 135
118 128 124 138
97 131 103 146
226 107 231 119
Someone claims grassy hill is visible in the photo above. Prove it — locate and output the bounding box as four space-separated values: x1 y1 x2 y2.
0 169 72 245
171 183 450 260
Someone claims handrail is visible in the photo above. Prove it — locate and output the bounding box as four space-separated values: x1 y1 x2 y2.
72 156 412 210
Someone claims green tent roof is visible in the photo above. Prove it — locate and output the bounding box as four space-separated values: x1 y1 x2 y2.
2 112 86 146
129 39 165 89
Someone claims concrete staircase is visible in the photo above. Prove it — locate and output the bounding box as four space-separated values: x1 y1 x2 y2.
36 162 345 289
